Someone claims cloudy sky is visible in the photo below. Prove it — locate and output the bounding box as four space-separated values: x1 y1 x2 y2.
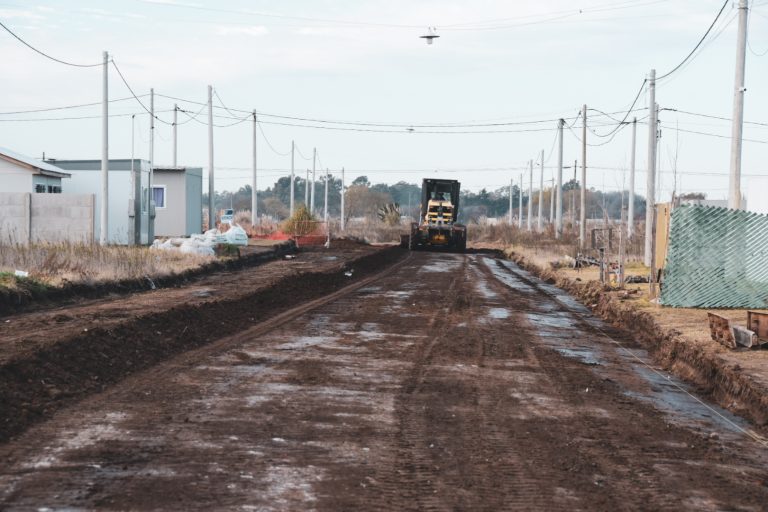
0 0 766 201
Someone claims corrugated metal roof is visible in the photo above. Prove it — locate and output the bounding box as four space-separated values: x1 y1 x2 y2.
660 204 768 308
0 147 70 177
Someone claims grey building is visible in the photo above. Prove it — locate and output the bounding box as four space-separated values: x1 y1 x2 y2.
0 147 70 193
152 167 203 237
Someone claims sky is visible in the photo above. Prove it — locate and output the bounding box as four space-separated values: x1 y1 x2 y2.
0 0 766 202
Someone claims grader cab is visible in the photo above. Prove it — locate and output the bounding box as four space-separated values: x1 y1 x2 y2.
405 179 467 252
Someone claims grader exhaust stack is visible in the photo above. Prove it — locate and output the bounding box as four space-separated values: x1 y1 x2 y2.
404 178 467 252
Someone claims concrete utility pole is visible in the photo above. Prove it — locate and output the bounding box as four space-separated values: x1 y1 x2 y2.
645 70 657 267
305 169 310 206
311 148 316 213
131 114 140 245
100 50 109 246
172 104 177 167
527 160 533 231
508 178 513 224
148 88 155 242
290 140 295 217
579 104 587 248
537 149 544 231
555 118 564 239
518 173 523 228
549 178 555 224
207 85 214 232
323 169 329 223
729 0 749 210
341 167 346 231
628 117 637 239
252 111 257 223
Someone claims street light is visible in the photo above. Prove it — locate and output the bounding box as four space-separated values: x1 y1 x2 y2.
420 27 440 45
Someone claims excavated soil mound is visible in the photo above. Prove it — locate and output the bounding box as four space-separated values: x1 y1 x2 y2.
0 245 405 444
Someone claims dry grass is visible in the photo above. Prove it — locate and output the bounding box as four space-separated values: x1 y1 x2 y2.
0 242 212 287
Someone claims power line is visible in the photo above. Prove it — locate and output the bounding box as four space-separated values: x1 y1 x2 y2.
656 0 730 81
0 95 147 115
111 60 173 125
0 20 103 68
155 92 581 129
664 108 768 128
0 109 173 122
257 122 292 156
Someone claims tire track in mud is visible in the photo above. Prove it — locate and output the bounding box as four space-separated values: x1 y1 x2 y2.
1 252 768 510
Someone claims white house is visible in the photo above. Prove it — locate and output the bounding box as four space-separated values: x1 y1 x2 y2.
0 147 70 193
51 159 152 245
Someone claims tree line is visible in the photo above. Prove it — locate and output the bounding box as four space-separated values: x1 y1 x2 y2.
206 175 647 223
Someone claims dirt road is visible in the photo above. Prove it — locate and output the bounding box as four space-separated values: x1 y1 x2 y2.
2 251 767 510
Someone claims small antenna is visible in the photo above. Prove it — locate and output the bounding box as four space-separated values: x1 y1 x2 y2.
420 27 440 45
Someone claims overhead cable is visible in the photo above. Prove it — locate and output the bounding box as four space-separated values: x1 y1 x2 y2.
0 20 103 68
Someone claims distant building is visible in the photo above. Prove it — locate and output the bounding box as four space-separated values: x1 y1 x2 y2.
0 147 70 193
152 166 203 237
51 159 152 245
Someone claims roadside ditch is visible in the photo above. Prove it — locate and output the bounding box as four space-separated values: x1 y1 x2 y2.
507 250 768 430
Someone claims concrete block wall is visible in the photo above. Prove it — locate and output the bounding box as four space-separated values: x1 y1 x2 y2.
0 192 94 244
0 192 30 244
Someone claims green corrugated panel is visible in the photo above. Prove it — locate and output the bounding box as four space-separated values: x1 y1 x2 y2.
660 205 768 308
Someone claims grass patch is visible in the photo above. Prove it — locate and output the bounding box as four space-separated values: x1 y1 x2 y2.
0 242 213 287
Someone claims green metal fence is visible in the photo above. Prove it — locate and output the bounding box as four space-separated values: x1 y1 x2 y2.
660 205 768 308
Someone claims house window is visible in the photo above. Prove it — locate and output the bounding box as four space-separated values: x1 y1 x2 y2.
35 184 46 193
152 186 166 208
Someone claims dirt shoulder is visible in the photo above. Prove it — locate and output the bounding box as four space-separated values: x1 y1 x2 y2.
501 244 768 429
0 241 405 443
0 241 296 317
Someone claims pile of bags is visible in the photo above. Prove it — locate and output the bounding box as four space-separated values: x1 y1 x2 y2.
151 225 249 256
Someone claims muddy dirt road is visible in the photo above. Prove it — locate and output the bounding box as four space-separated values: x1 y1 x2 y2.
2 251 767 510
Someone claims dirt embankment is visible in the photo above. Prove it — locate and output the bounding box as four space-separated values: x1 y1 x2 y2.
0 244 405 444
507 251 768 429
0 242 296 317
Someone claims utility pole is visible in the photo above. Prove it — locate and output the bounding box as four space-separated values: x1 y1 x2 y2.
508 178 513 224
252 111 257 224
311 148 316 213
549 178 555 224
645 70 657 267
323 169 329 224
341 167 346 231
207 85 214 232
172 104 177 167
555 118 564 239
518 173 523 228
729 0 749 210
527 159 533 231
131 114 139 245
148 87 155 242
100 50 108 246
290 140 295 217
628 117 637 239
579 104 587 248
537 149 544 231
